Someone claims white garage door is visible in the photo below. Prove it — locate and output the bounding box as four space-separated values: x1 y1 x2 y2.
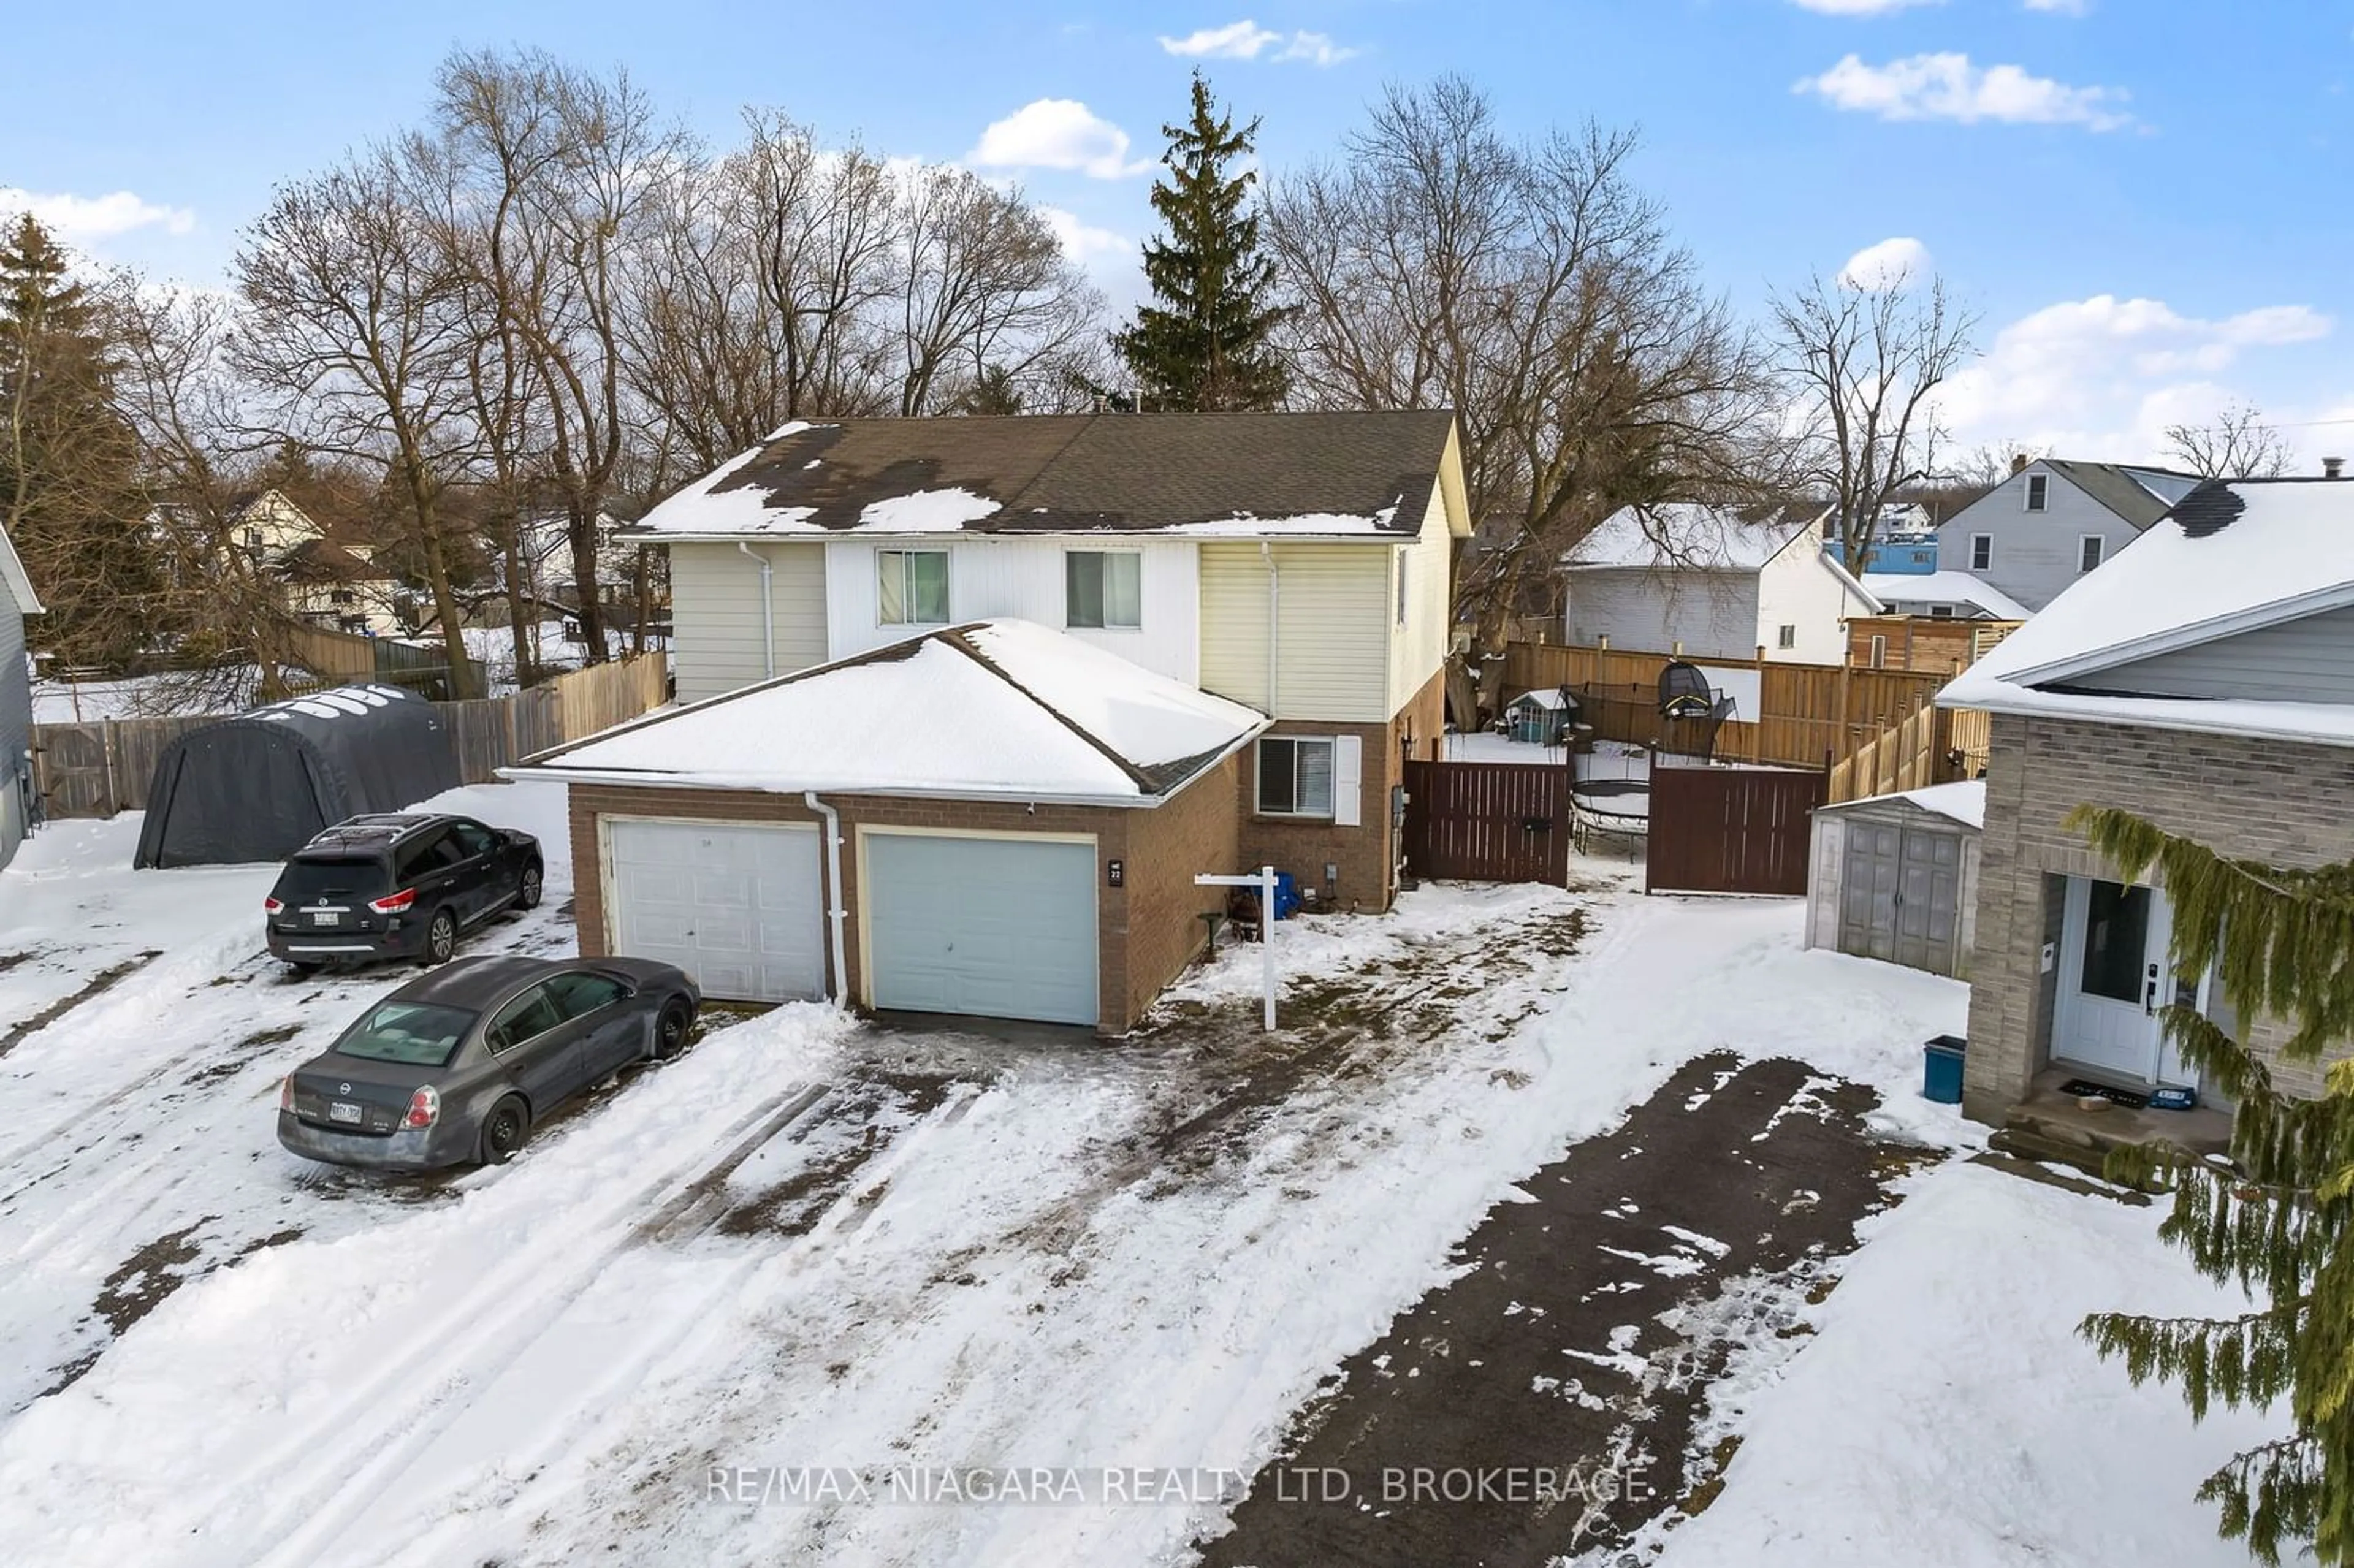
606 819 825 1003
864 833 1097 1027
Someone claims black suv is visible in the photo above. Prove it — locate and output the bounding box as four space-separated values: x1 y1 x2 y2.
265 814 544 972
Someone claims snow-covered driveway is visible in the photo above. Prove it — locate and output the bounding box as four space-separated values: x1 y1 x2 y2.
0 814 2001 1568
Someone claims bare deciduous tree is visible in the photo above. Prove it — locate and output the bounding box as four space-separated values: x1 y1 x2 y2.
1265 77 1773 653
1771 264 1977 572
2165 400 2294 480
233 151 484 696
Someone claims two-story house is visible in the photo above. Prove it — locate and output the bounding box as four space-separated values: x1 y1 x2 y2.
208 490 403 636
508 411 1469 1032
1935 458 2203 613
0 517 42 869
1560 502 1879 666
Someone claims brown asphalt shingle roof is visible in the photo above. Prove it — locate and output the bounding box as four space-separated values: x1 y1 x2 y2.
627 411 1459 538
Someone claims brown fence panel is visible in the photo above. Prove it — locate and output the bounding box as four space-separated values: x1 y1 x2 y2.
1646 763 1827 896
32 715 219 818
1403 760 1571 883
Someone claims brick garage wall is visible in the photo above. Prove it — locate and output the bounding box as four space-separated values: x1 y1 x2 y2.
1236 668 1447 913
1119 754 1243 1026
567 774 1240 1035
1963 711 2354 1122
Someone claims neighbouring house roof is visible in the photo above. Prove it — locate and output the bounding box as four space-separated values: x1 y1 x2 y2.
2038 460 2202 531
1941 478 2354 745
621 411 1464 541
1563 503 1829 573
1859 571 2031 620
506 619 1270 805
276 539 392 585
0 519 42 614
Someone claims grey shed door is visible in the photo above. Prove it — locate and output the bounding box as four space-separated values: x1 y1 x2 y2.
1837 817 1960 976
864 833 1099 1026
606 819 825 1003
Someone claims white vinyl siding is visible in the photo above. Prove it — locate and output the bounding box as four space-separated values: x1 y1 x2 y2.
668 541 828 703
1198 542 1390 721
825 538 1197 682
1753 523 1861 664
1564 568 1758 660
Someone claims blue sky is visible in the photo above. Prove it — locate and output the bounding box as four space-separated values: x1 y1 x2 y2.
7 0 2350 464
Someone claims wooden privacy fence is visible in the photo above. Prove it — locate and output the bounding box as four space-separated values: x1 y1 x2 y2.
1645 762 1829 897
32 654 669 820
1503 639 1984 790
1401 760 1572 884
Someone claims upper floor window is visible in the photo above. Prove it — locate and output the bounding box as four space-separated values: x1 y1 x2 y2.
1064 550 1141 630
1777 624 1797 650
878 549 950 626
2078 535 2105 573
1929 604 1954 619
1969 533 1994 571
2024 474 2049 512
243 527 264 552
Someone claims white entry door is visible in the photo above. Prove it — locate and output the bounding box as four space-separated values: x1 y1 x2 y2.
605 819 826 1003
2053 876 2185 1084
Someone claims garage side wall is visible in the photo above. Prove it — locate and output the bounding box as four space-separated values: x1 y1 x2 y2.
567 780 1236 1034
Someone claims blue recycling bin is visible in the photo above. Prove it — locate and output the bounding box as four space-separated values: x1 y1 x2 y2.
1271 871 1303 919
1922 1035 1967 1104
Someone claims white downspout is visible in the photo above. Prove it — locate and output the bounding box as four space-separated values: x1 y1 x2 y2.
1260 541 1279 714
739 541 775 679
804 791 849 1008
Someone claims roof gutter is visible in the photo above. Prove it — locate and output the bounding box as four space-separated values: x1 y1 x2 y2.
495 721 1273 810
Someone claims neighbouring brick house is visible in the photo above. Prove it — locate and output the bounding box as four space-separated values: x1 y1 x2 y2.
1940 474 2354 1127
509 620 1265 1033
622 410 1469 916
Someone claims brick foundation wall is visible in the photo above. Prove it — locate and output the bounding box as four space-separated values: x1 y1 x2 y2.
1963 712 2354 1122
1235 667 1447 913
567 769 1246 1036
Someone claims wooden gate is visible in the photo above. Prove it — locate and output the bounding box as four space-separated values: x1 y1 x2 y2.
1646 763 1827 896
1403 760 1571 884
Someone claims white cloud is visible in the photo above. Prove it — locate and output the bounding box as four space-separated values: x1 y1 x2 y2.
1839 237 1933 289
968 100 1154 179
1158 20 1358 66
0 186 196 246
1935 294 2334 463
1796 52 2135 131
2023 0 2090 13
1789 0 1941 14
1038 205 1134 269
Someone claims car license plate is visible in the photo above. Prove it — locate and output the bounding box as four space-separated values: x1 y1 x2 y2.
311 910 342 927
329 1102 364 1125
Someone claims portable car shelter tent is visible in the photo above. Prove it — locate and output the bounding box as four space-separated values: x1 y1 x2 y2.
134 684 460 867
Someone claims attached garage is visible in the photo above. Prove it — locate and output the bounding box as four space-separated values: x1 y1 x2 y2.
862 832 1098 1026
510 620 1266 1033
1804 781 1983 979
603 818 825 1002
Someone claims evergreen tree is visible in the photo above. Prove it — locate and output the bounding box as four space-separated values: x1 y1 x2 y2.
2073 802 2354 1564
1111 73 1290 412
0 214 154 667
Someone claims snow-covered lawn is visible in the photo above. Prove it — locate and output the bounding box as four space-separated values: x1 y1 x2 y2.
1648 1160 2276 1568
0 821 2277 1568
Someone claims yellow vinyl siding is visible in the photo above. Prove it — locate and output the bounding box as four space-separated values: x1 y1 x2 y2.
669 541 827 702
1198 542 1388 722
1387 482 1453 712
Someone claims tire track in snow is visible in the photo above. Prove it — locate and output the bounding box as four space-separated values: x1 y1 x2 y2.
236 1080 986 1568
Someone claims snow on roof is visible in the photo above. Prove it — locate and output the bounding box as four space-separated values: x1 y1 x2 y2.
1860 571 2031 620
1941 478 2354 745
1564 503 1824 573
1901 781 1985 830
511 620 1268 804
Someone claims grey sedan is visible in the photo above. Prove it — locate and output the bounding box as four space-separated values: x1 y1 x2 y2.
278 955 700 1171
